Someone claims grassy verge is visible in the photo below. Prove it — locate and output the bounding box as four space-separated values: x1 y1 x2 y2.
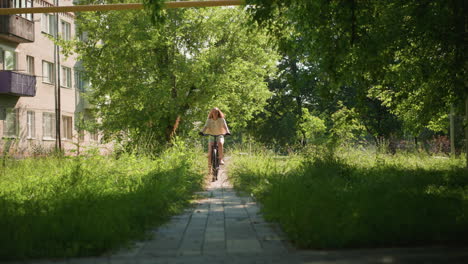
0 145 205 260
229 149 468 248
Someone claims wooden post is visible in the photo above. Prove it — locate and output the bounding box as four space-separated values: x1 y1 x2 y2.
465 95 468 169
54 0 62 152
450 104 455 156
463 0 468 169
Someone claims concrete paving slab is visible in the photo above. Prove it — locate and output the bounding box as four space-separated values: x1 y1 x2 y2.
191 214 209 220
225 213 249 218
210 207 224 213
155 223 186 232
208 214 224 220
171 213 191 220
142 240 180 251
137 249 178 258
177 249 202 257
203 241 226 252
24 260 69 264
205 234 225 242
183 228 206 236
205 227 224 234
260 240 289 254
206 223 224 229
227 239 262 254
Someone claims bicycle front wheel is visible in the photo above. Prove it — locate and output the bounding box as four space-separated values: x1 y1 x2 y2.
211 148 219 181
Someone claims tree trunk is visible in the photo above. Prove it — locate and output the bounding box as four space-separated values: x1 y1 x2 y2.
165 115 181 142
171 115 181 139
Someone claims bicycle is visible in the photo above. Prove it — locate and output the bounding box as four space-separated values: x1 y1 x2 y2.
199 133 229 182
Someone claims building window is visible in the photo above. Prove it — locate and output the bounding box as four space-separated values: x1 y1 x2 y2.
41 13 56 36
90 131 98 142
25 0 33 21
0 49 17 71
26 56 34 75
76 27 87 42
42 112 56 140
42 61 55 84
61 66 72 88
61 20 71 41
4 50 16 70
26 111 35 138
13 0 33 21
75 71 90 92
62 116 73 140
3 109 18 137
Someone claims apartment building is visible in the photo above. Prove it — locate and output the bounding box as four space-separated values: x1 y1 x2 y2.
0 0 109 156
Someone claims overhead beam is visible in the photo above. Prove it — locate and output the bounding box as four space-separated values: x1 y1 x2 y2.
0 0 245 15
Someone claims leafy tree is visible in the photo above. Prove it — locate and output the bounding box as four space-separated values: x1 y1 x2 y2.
240 0 403 148
246 0 467 164
246 53 321 147
298 108 326 145
329 101 366 150
73 4 278 151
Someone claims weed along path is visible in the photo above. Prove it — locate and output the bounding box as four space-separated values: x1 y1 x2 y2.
17 159 468 264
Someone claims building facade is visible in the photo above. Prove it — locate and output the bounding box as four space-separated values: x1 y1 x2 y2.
0 0 109 156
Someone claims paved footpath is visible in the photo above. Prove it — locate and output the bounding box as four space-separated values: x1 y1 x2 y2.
18 165 468 264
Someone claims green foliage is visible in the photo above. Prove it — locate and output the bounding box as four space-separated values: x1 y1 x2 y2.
245 39 325 147
143 0 167 24
0 146 205 260
230 150 468 248
246 0 467 141
74 6 278 151
298 108 326 144
427 114 450 134
329 101 366 150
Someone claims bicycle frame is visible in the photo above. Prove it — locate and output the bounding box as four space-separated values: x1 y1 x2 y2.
210 135 220 181
200 134 226 182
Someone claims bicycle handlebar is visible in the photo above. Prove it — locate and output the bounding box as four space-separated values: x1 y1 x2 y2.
199 132 231 136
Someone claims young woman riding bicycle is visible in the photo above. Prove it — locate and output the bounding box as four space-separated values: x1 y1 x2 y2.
199 107 231 166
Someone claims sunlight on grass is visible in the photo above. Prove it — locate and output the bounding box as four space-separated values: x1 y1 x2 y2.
0 146 205 260
229 148 468 248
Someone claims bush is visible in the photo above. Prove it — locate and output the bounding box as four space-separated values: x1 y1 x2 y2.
229 149 468 248
0 145 205 260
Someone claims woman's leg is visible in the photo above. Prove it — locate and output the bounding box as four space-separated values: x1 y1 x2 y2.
218 142 224 163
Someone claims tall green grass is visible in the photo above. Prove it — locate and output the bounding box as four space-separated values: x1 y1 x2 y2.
0 145 205 260
229 149 468 248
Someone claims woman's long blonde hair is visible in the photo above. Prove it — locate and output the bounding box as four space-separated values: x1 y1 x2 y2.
208 107 225 120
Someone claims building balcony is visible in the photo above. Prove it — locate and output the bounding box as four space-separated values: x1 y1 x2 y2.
77 94 94 110
0 70 36 96
0 14 35 43
82 97 94 109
